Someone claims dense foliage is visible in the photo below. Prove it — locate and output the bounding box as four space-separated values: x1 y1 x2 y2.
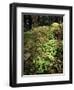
24 22 63 75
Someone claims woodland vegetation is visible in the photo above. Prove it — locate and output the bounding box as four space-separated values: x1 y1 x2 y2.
23 15 63 75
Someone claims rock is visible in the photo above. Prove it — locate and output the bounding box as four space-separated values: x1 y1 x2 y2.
24 53 31 61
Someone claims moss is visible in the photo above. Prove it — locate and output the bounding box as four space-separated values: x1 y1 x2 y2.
24 23 63 74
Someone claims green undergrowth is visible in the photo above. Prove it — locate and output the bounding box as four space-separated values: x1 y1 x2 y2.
24 23 63 75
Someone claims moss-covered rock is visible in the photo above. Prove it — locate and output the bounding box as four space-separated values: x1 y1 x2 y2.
24 23 63 74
